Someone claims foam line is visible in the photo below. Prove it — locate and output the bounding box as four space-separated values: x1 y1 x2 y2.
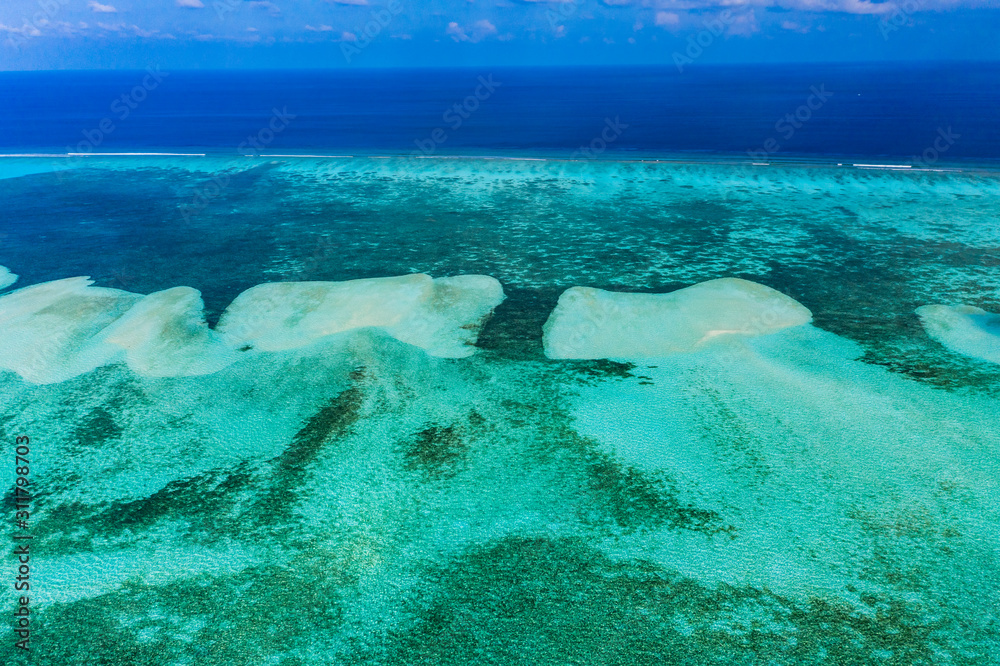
65 152 207 157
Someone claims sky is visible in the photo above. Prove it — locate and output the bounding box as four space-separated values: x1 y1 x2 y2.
1 0 998 70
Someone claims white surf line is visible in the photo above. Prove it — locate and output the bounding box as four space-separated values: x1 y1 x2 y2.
852 163 912 169
459 156 548 161
65 152 207 157
0 154 71 158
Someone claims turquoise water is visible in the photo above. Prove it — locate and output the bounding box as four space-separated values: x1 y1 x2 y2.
1 155 999 664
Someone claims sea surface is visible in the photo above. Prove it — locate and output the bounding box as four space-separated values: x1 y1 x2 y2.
1 64 999 665
1 62 999 162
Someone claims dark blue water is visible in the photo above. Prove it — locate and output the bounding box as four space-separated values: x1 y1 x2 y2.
1 62 998 162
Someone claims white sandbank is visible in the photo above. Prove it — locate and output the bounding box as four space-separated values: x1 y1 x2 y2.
0 277 143 384
916 304 1000 365
0 273 505 384
542 277 813 360
0 266 16 291
216 274 505 358
101 287 239 378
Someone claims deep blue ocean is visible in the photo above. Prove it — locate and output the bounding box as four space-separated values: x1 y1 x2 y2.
1 62 999 162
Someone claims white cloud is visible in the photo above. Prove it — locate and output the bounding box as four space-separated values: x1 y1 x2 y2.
781 19 810 31
52 20 85 35
88 2 118 13
474 19 497 34
784 0 892 13
447 19 498 42
249 1 281 15
655 11 680 26
131 24 160 37
446 21 467 41
176 0 205 8
726 9 759 35
652 0 896 14
327 0 369 5
0 23 42 36
305 24 335 32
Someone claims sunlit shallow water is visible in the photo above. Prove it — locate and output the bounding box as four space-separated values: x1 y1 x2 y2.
1 155 998 664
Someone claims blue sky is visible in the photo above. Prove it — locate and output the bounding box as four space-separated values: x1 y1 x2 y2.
1 0 998 69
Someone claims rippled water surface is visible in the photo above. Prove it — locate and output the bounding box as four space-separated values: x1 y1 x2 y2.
1 156 998 664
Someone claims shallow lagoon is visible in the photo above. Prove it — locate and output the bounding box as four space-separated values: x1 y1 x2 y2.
1 155 998 664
